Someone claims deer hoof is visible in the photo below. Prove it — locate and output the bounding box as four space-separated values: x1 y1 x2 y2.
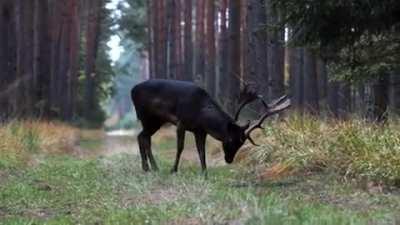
142 164 150 172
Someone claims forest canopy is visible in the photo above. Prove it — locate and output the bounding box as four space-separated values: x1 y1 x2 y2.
0 0 115 126
1 0 400 125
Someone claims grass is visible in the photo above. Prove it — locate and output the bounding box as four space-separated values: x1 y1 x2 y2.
1 153 399 225
0 121 78 169
0 120 400 224
245 115 400 187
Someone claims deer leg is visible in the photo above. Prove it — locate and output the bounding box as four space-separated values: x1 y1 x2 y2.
194 131 207 175
138 121 162 172
147 144 159 171
146 124 162 171
171 124 185 173
138 131 150 172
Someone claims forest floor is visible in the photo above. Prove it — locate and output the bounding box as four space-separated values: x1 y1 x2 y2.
1 126 400 225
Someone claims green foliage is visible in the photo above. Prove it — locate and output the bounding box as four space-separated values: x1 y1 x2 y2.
75 0 116 127
104 40 145 130
251 115 400 186
117 0 148 49
1 125 400 224
1 153 398 225
272 0 400 81
0 121 77 169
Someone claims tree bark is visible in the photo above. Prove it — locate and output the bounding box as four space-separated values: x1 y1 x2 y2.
303 49 319 115
218 0 228 103
195 0 206 85
183 0 193 81
328 81 340 118
226 0 241 114
267 1 285 99
147 0 155 79
33 0 51 117
166 0 174 79
169 0 183 80
205 0 216 97
151 0 159 78
339 83 351 119
157 0 167 78
0 0 16 118
14 0 35 117
317 59 328 104
389 72 400 115
84 0 102 120
372 75 390 122
246 0 269 99
289 47 304 114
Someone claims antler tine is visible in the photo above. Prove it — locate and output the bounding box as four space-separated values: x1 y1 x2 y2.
234 83 259 121
245 98 291 145
267 95 288 109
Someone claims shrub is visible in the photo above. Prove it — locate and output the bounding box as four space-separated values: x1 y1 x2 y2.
0 120 78 168
248 115 400 186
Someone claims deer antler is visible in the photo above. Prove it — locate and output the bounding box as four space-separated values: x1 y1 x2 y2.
234 83 268 121
245 96 291 146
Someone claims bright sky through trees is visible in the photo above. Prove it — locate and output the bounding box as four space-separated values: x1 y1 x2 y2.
107 0 123 62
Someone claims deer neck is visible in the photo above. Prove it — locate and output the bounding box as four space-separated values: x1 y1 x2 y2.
200 103 233 142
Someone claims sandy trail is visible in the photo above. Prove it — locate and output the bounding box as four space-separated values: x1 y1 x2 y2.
75 127 225 167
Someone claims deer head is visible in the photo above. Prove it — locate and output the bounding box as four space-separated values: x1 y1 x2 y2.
223 85 291 163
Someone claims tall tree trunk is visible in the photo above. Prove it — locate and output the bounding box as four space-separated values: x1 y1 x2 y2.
65 0 80 119
241 0 247 85
339 83 351 119
0 0 16 119
289 47 304 114
328 81 340 118
372 75 390 122
48 0 62 118
166 0 175 79
267 1 285 99
157 0 167 78
183 0 193 81
15 0 35 117
84 0 102 120
317 59 328 107
356 83 366 116
33 0 51 117
246 0 269 99
205 0 216 97
170 0 182 80
226 0 241 114
303 49 319 114
151 0 159 78
147 0 155 79
389 72 400 115
195 0 205 85
218 0 228 103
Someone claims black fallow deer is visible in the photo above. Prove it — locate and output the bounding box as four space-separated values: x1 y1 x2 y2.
131 79 290 174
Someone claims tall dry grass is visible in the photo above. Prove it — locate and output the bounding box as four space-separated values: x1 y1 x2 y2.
245 115 400 186
0 120 78 168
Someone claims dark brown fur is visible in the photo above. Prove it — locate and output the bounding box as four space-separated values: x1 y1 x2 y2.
131 79 249 174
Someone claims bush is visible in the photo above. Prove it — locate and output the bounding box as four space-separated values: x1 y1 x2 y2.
0 121 78 168
249 115 400 186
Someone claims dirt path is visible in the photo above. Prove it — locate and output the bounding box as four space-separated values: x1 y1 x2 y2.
75 126 225 167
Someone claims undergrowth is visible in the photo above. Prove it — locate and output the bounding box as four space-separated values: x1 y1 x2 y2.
0 121 78 168
247 115 400 187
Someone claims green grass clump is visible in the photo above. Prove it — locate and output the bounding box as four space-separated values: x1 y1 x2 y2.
0 121 78 169
2 154 397 225
251 115 400 186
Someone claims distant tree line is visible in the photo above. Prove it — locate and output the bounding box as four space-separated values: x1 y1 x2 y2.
140 0 400 122
0 0 114 125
